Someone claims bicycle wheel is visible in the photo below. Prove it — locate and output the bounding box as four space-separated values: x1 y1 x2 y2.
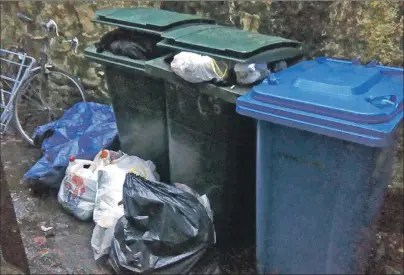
13 66 86 145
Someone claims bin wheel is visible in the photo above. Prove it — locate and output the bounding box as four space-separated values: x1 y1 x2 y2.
213 103 222 115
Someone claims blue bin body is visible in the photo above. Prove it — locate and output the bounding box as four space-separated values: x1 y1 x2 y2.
236 57 403 274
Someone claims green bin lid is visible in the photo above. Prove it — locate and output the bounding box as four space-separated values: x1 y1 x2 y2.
92 7 216 35
158 24 302 63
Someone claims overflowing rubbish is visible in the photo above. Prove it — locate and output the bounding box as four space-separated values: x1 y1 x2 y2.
95 28 161 60
39 249 50 257
24 102 120 189
58 156 103 220
40 225 53 232
171 51 229 84
170 52 289 87
233 63 270 85
92 150 159 228
91 219 118 261
55 147 161 260
91 150 159 260
33 236 47 246
108 173 215 274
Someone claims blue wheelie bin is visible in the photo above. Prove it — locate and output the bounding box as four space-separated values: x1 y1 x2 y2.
236 57 403 274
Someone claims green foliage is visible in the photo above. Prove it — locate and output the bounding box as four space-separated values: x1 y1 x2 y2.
323 1 403 67
2 1 402 71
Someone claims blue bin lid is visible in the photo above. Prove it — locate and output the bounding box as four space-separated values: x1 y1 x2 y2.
236 57 404 147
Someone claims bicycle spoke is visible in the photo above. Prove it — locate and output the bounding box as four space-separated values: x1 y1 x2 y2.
38 73 49 103
17 108 46 114
2 81 13 91
48 110 52 123
14 67 85 145
19 92 46 110
37 74 54 107
19 76 50 108
18 111 51 135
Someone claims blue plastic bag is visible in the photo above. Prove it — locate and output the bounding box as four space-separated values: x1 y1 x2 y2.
24 102 120 189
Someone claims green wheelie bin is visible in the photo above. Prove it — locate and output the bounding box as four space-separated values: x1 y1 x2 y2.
84 7 215 182
145 24 303 246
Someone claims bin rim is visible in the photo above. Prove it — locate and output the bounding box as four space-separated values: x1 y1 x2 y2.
84 46 146 73
236 96 402 147
145 54 251 104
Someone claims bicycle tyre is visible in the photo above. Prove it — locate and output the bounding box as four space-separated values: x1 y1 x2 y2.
13 66 86 146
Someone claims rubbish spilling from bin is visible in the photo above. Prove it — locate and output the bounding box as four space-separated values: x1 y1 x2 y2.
40 225 53 232
55 147 215 273
95 28 162 60
92 149 159 226
109 173 215 274
170 52 289 87
170 51 229 84
23 102 120 189
233 62 271 85
91 150 160 260
58 156 99 220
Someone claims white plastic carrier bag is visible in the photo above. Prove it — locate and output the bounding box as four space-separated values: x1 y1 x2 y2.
91 150 159 260
57 154 109 220
170 51 228 83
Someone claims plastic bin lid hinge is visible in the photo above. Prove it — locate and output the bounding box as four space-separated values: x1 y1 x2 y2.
264 72 279 85
366 59 378 67
351 56 361 65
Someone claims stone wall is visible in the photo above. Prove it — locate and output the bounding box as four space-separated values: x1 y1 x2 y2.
1 1 402 94
1 1 402 187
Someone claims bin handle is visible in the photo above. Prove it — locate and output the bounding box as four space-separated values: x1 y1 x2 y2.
366 95 398 108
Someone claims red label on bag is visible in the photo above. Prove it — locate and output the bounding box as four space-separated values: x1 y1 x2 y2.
72 175 83 186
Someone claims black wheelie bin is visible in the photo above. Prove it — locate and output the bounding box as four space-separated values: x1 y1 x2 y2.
84 7 216 182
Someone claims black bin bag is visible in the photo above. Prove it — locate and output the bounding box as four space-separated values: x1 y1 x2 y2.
109 173 216 274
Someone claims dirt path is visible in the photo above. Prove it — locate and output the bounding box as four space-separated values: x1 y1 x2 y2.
1 133 112 274
0 132 402 274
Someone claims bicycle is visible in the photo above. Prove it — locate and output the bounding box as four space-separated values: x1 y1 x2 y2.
0 12 86 145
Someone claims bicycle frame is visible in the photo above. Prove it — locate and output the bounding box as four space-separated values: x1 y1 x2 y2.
1 13 83 143
36 36 54 110
2 26 57 132
0 49 35 134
